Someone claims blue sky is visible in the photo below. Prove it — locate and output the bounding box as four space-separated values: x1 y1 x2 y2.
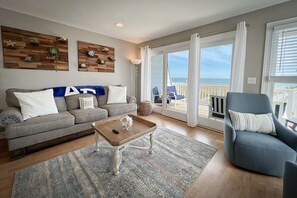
168 44 233 79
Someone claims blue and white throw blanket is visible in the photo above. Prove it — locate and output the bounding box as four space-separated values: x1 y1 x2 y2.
45 86 105 97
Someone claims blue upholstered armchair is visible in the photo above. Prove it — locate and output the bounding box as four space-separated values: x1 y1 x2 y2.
167 86 185 101
224 92 297 176
152 87 171 104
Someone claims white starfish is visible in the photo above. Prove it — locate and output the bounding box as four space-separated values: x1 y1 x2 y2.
4 40 16 47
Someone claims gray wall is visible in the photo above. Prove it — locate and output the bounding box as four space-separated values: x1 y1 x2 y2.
140 1 297 93
0 8 138 109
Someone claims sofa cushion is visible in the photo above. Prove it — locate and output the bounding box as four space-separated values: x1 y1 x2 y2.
97 86 108 106
65 94 98 110
6 111 75 139
69 108 108 124
6 88 41 107
54 97 67 112
234 131 296 176
100 103 137 117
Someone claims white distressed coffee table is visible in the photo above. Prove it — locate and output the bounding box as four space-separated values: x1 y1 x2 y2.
92 115 157 175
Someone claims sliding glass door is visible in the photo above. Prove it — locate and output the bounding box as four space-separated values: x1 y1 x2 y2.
198 33 234 130
150 43 189 121
166 50 189 113
149 32 235 130
151 53 164 107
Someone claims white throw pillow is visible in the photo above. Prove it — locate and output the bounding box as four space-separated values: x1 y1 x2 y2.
229 110 276 135
14 89 58 120
107 85 127 104
79 97 94 109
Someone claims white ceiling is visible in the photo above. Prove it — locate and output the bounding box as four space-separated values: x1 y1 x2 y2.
0 0 289 44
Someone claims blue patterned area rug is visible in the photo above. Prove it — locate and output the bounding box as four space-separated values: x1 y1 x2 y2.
12 128 217 198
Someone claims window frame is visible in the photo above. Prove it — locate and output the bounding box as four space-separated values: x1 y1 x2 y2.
261 17 297 97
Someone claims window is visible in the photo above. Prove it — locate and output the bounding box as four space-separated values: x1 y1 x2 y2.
262 17 297 127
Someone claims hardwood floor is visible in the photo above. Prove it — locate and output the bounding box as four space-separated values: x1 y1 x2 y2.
0 113 282 198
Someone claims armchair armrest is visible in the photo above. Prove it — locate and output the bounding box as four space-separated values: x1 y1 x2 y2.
283 161 297 198
224 116 237 163
274 118 297 152
167 91 177 99
126 96 136 104
0 107 23 128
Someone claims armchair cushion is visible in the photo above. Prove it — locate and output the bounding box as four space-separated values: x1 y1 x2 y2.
235 131 296 176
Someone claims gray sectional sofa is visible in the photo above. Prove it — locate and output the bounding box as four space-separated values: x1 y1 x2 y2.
0 86 137 159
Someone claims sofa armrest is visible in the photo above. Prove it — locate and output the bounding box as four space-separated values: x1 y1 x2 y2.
224 116 237 163
274 118 297 152
126 96 136 104
0 107 23 127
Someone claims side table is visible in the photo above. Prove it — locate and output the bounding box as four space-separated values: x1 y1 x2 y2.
138 101 153 116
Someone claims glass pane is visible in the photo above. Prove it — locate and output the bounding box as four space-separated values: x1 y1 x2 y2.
272 83 297 131
199 44 233 117
167 50 189 112
151 54 163 105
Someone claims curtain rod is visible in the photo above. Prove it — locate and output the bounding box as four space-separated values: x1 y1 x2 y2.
144 22 250 49
149 27 235 49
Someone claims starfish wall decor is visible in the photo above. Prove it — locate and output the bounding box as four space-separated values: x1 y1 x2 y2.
4 40 16 47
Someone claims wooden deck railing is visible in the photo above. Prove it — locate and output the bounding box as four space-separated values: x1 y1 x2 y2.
273 88 297 118
172 83 229 104
171 83 297 119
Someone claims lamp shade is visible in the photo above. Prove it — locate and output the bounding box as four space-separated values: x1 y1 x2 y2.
131 59 142 65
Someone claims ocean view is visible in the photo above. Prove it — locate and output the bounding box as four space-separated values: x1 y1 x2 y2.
172 77 230 85
172 77 296 89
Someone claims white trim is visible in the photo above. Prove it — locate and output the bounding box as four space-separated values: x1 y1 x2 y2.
261 17 297 96
201 31 235 48
151 41 190 53
198 116 224 132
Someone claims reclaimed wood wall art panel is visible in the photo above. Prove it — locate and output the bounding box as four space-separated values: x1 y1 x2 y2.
78 41 115 73
1 26 68 71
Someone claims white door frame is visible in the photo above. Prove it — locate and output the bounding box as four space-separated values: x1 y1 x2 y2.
151 31 235 131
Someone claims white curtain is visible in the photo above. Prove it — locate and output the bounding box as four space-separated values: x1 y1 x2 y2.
140 46 151 101
230 21 247 92
187 33 200 127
